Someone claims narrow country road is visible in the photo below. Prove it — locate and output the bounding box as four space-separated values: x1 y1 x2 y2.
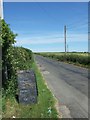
34 55 88 118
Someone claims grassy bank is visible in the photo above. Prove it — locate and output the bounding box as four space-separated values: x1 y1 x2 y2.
2 61 58 118
36 52 89 68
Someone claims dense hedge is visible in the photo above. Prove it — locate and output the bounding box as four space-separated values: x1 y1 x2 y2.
1 19 33 96
7 46 33 71
37 53 89 67
1 19 17 87
4 46 33 95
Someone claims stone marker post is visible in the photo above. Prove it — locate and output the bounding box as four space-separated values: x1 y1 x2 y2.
17 70 38 104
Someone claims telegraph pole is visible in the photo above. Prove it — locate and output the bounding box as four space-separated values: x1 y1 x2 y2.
0 0 3 19
67 44 69 52
64 25 66 53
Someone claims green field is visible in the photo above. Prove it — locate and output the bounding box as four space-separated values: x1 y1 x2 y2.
35 52 89 68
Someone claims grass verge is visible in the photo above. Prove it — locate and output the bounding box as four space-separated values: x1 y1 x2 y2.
2 62 58 118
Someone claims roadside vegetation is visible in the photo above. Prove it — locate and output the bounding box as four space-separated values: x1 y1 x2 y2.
36 52 89 68
2 62 58 118
1 19 58 118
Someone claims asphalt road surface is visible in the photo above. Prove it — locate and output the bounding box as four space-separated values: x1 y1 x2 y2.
34 55 88 118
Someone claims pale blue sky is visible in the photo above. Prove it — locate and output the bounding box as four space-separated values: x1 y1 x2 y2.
4 2 88 52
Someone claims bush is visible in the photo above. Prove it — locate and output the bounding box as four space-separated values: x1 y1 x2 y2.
5 46 33 96
1 19 33 96
38 52 89 67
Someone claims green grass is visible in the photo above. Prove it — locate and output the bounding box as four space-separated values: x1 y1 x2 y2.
2 62 58 118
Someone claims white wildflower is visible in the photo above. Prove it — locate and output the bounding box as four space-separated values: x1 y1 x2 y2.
47 107 52 114
12 116 15 118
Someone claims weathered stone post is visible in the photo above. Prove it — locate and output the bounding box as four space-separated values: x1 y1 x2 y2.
17 70 38 104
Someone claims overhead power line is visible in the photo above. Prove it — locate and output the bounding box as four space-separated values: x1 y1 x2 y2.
36 2 88 32
67 23 88 31
67 21 88 29
67 16 88 27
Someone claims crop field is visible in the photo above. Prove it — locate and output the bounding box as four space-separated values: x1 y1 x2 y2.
37 52 88 56
36 52 89 68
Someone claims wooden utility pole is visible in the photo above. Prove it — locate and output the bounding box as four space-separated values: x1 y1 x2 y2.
67 44 69 52
0 0 3 19
64 25 66 53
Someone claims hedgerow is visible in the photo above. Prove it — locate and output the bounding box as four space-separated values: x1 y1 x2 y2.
37 52 89 67
1 19 33 96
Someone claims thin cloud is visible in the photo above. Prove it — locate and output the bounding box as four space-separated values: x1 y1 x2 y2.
15 33 88 46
